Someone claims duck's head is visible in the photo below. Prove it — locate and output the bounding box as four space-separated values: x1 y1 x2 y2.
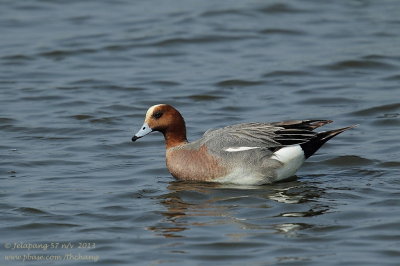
132 104 188 148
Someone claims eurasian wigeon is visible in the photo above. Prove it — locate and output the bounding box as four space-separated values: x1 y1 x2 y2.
132 104 355 185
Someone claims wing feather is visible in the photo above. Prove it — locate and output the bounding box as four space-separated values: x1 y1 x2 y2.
201 120 330 151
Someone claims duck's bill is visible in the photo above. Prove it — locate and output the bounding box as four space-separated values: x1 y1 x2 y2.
132 123 152 141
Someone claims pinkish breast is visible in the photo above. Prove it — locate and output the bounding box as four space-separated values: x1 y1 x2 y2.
166 145 228 181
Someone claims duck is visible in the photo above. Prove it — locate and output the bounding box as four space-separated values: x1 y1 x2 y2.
132 104 355 185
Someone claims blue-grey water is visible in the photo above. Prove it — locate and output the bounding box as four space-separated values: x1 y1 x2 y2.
1 0 400 265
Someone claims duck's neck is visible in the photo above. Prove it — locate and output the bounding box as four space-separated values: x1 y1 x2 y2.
163 124 188 149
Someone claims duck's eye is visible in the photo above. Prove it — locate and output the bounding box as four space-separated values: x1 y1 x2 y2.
153 112 163 119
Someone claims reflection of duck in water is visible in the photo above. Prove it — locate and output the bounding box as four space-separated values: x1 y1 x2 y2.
132 104 355 185
149 181 327 238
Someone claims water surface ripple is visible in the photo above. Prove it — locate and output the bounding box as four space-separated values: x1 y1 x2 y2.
1 0 399 265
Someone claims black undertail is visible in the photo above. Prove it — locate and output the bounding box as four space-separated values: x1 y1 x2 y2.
269 120 356 158
299 125 356 159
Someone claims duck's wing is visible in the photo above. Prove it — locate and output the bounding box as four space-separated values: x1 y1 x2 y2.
269 119 332 130
201 120 332 151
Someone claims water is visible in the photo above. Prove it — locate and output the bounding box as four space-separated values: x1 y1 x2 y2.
1 0 399 265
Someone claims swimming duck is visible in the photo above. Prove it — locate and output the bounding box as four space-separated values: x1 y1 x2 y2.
132 104 355 185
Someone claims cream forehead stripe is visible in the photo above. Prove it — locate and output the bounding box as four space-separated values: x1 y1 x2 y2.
145 104 164 120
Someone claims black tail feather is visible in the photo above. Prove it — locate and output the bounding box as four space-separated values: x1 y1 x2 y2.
300 125 357 159
272 119 333 131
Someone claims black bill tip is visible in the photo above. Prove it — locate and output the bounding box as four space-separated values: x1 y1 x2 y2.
132 135 140 142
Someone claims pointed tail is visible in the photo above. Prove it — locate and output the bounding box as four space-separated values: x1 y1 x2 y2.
300 125 357 159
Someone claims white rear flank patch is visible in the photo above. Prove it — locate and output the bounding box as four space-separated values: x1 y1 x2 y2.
271 145 305 181
224 147 261 152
